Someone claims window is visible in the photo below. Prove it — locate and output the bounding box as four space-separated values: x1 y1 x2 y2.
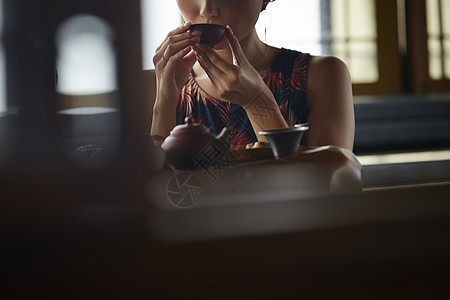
408 0 450 93
262 0 400 94
328 0 401 94
426 0 450 80
330 0 378 84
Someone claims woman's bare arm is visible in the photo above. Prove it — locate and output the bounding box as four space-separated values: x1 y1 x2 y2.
306 56 355 151
143 69 157 130
146 68 178 140
149 23 200 139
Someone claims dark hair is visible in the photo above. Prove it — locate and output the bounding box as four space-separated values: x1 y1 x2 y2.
261 0 275 11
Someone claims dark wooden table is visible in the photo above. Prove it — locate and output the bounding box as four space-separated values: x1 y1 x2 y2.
2 149 450 298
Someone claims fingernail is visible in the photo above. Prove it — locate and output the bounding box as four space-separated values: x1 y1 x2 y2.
184 22 191 27
191 31 202 37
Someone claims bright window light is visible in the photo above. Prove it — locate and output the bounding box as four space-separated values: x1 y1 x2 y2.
141 0 181 70
357 150 450 166
426 0 450 80
256 0 322 54
56 14 117 95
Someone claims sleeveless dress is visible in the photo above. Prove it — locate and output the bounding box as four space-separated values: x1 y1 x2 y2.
177 48 311 150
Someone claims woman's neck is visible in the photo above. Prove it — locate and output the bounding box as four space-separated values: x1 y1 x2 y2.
192 28 275 81
206 29 268 70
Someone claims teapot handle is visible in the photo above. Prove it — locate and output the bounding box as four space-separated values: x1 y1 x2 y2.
216 127 230 148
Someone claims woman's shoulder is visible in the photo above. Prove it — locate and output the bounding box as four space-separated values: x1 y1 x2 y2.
307 55 351 92
274 49 347 74
309 55 349 73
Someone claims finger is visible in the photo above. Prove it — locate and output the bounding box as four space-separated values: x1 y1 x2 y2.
154 41 193 70
183 48 198 68
154 32 200 67
163 35 200 61
195 43 236 74
194 44 227 80
225 25 249 66
157 29 201 56
155 22 191 53
165 45 193 68
157 32 196 56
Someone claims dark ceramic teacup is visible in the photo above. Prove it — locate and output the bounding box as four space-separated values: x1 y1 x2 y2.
190 23 227 48
259 125 309 159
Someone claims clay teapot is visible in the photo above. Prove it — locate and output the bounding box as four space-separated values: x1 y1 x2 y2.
161 117 229 170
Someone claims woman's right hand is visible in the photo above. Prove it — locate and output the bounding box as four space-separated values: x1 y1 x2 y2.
153 22 200 110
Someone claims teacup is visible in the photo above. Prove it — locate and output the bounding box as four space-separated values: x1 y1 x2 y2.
190 23 227 48
259 125 309 159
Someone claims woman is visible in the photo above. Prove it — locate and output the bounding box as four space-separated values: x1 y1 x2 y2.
149 0 355 152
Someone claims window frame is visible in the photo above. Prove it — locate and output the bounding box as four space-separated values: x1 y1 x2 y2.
406 0 450 93
351 0 402 95
340 0 450 95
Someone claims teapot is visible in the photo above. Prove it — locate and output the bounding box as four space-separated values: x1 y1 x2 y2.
161 117 229 170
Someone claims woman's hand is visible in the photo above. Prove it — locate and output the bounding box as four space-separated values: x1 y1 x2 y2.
193 26 269 107
194 26 288 139
151 22 200 138
153 22 200 110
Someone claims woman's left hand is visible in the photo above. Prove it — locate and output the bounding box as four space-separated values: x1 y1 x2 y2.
193 26 269 108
